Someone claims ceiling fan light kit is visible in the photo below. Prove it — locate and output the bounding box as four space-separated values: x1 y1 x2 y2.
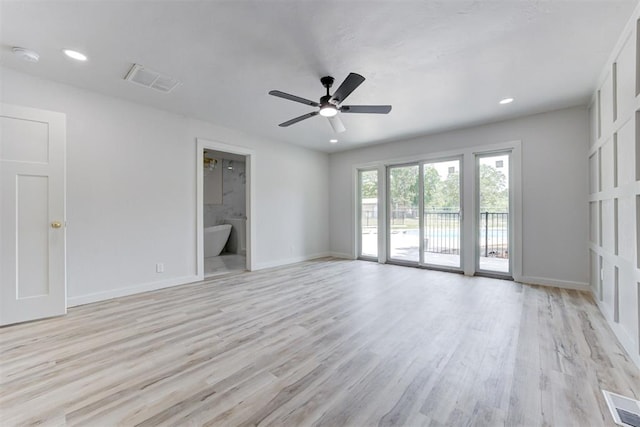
269 72 391 133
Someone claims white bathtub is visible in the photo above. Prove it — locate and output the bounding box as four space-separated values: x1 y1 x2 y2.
223 218 246 255
204 224 232 257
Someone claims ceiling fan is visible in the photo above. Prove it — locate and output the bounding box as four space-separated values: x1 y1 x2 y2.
268 72 391 133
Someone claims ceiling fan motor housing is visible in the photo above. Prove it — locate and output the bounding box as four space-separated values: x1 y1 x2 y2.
320 76 335 89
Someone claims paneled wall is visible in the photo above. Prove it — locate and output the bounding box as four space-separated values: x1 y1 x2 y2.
589 5 640 369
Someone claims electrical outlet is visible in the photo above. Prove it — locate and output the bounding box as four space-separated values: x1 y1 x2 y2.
156 263 164 273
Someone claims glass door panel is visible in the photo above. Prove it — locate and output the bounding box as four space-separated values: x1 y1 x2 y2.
423 159 461 269
358 169 378 259
477 153 510 274
388 164 419 263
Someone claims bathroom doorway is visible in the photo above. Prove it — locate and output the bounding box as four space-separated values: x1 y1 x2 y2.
196 139 254 279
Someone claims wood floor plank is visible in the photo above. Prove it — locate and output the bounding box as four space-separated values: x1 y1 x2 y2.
1 259 638 426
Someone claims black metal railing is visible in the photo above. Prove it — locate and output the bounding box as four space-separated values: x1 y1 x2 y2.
479 212 508 258
422 211 508 258
424 212 460 254
363 208 508 258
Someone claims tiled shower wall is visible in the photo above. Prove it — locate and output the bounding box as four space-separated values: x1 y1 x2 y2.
589 6 640 368
204 159 246 227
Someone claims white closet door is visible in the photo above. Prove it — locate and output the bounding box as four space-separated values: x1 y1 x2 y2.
1 104 66 325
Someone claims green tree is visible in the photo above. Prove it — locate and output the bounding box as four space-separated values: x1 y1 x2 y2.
439 172 460 210
423 166 441 209
479 164 508 211
360 170 378 199
389 166 418 208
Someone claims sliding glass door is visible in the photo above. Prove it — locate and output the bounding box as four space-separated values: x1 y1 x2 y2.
358 169 378 260
423 159 462 269
378 148 515 276
387 160 462 270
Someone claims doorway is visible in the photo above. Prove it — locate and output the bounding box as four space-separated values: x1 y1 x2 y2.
196 139 254 280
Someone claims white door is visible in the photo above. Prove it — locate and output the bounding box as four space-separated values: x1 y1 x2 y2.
0 104 66 325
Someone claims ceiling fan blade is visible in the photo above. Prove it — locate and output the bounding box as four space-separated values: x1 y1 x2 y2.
328 115 346 133
340 105 392 114
278 111 319 127
330 73 365 104
269 90 319 107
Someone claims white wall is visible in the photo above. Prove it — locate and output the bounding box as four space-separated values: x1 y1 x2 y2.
588 3 640 369
329 106 590 287
1 68 330 305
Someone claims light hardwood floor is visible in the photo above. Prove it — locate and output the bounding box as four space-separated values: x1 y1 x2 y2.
1 259 639 426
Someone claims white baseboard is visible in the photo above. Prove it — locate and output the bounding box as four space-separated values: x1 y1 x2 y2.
592 292 640 370
517 275 590 291
67 275 199 307
329 252 356 260
252 252 332 270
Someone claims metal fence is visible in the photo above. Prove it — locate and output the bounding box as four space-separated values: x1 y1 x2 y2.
479 212 508 258
422 211 508 258
364 208 508 258
424 212 460 254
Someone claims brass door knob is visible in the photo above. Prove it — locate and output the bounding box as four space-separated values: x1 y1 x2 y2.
51 221 62 229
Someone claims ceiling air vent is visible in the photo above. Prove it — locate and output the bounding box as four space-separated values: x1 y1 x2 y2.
124 64 180 93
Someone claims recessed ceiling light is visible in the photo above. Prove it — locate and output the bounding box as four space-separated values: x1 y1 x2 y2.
329 139 338 144
499 97 514 105
63 49 88 61
12 47 39 63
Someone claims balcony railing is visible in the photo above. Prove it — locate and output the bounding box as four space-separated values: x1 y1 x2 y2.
423 211 508 257
424 212 460 254
362 209 508 258
479 212 508 258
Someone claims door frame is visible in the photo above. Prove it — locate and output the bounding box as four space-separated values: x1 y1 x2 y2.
196 138 255 279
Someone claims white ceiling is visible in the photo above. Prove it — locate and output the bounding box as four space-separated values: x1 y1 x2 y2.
0 1 636 153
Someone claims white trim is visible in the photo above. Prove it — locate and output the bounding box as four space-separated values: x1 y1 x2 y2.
196 138 255 280
592 290 640 369
252 252 332 270
591 0 640 107
68 275 199 307
330 251 355 259
518 276 590 291
353 167 361 260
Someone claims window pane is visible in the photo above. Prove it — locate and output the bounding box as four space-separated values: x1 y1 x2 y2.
423 160 461 268
478 154 510 273
360 170 378 258
389 165 419 262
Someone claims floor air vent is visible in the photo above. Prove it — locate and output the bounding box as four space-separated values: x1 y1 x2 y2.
603 390 640 427
124 64 180 93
